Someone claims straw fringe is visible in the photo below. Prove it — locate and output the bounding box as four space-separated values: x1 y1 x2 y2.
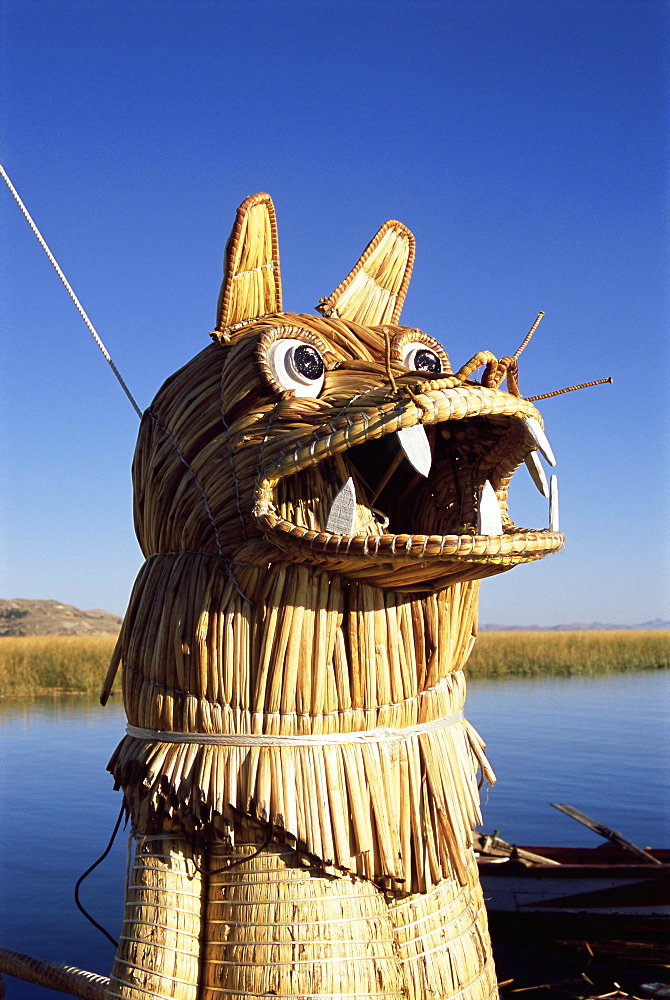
390 851 497 1000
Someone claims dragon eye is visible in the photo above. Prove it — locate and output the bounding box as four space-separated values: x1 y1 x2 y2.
267 339 325 396
292 344 324 381
402 343 443 375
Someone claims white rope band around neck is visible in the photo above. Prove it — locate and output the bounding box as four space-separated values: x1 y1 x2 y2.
125 712 463 747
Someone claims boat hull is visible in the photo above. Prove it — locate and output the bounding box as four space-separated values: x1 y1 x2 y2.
476 839 670 921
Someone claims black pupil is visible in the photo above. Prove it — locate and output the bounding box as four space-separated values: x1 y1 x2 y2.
293 344 324 380
413 349 441 374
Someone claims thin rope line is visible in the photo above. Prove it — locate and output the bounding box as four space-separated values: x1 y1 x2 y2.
146 409 224 557
206 891 384 906
394 896 478 944
119 897 203 918
129 851 199 866
107 976 188 1000
141 411 253 605
119 916 201 940
125 711 463 746
1 163 142 418
208 952 396 967
205 992 404 999
205 912 387 927
205 937 397 952
526 377 613 401
112 958 197 989
391 887 468 930
125 872 203 899
117 934 199 961
398 904 485 963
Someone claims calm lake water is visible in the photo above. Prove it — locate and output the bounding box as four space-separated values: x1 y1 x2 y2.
1 670 668 998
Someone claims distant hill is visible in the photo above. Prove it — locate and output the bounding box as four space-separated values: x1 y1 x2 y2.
480 619 670 632
0 599 122 636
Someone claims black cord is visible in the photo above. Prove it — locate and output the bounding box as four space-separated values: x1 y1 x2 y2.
74 802 125 948
189 832 272 876
74 805 272 946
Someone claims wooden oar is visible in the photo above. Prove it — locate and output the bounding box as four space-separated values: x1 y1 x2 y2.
551 803 662 864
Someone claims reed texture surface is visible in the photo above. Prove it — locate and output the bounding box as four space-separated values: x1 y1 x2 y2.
108 832 497 1000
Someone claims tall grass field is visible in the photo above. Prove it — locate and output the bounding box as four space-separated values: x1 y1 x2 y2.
0 635 118 698
467 630 670 677
0 631 668 698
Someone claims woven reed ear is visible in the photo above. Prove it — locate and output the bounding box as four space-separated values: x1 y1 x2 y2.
317 220 415 325
215 192 282 331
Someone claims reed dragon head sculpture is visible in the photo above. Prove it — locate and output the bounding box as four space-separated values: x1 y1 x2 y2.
134 192 564 599
101 193 571 1000
2 191 613 1000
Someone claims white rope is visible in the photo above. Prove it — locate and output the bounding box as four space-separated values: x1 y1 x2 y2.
125 712 463 746
206 992 404 999
391 886 468 930
1 163 142 418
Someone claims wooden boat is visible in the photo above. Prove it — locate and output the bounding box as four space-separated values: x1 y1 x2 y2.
475 833 670 922
475 823 670 983
474 806 670 962
475 803 670 927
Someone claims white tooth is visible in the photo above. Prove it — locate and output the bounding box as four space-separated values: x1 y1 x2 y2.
525 451 550 498
549 475 559 532
325 477 357 535
397 424 432 477
477 480 503 535
524 416 556 466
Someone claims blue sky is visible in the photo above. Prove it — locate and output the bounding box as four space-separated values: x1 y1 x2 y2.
1 0 667 625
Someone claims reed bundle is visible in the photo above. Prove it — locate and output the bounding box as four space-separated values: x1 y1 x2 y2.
108 832 496 1000
109 837 202 1000
0 948 109 1000
105 193 563 999
109 555 485 889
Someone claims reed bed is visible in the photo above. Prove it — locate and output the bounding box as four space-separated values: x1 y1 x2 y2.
467 630 670 677
0 631 664 699
0 635 119 698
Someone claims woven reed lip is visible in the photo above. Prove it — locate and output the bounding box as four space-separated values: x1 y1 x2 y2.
257 383 545 484
252 382 565 565
257 512 564 563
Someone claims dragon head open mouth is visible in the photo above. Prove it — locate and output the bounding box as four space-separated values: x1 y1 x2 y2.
249 318 563 592
135 193 569 594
